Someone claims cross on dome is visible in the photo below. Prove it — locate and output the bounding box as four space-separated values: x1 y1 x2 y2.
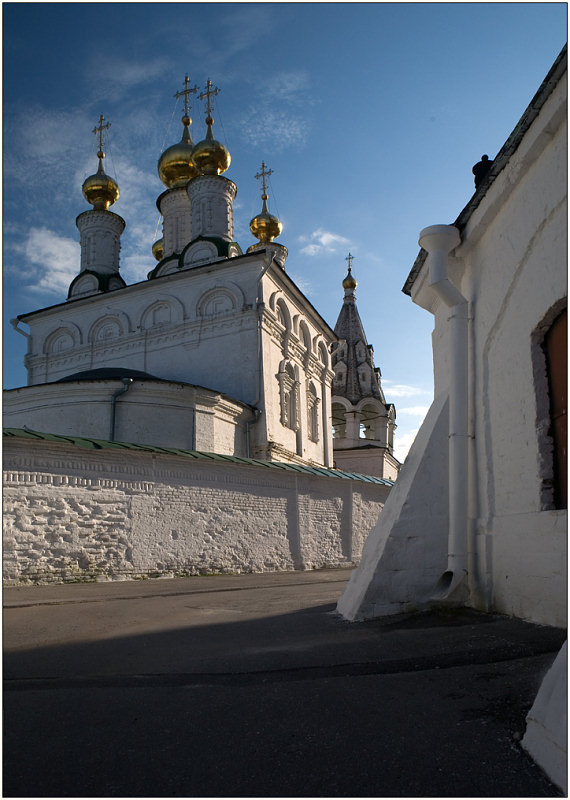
255 162 274 199
174 76 198 120
82 115 119 210
199 79 220 122
342 253 357 291
93 114 111 158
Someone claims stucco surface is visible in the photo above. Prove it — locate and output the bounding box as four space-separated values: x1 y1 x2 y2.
3 438 388 584
338 65 567 629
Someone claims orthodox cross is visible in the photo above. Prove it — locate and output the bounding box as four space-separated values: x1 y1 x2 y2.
345 252 355 270
93 114 111 157
255 162 274 197
199 79 220 120
174 76 198 118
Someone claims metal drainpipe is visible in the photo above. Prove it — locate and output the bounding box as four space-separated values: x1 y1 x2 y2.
418 225 469 600
246 254 274 458
109 378 133 442
10 319 31 384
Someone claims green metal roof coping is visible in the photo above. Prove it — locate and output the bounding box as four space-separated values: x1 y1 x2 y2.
3 428 394 486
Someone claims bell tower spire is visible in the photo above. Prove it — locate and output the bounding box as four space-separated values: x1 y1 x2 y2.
331 255 399 478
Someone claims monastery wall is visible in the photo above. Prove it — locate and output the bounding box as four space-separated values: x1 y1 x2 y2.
3 436 389 585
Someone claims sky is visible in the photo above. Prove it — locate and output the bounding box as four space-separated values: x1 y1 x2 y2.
2 1 567 461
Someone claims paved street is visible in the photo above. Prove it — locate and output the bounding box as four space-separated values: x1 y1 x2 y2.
3 569 565 797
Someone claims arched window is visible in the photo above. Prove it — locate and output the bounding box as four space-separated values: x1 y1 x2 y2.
307 382 320 442
543 308 567 509
276 299 291 332
278 361 298 430
300 321 311 352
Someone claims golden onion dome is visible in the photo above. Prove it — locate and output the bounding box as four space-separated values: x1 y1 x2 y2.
82 154 119 210
250 195 282 243
192 118 230 176
342 266 358 290
152 237 164 261
158 122 199 188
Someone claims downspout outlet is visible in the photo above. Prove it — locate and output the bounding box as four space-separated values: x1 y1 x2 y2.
419 225 469 603
110 378 133 441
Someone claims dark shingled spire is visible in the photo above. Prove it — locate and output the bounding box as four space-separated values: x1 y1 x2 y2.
332 266 385 406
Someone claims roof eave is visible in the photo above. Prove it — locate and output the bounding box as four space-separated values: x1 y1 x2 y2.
402 44 567 297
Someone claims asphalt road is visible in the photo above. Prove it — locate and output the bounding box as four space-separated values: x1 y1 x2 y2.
3 569 565 797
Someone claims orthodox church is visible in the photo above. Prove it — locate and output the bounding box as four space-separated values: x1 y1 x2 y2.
4 78 398 476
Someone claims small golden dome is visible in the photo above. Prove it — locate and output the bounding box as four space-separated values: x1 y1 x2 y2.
82 156 119 210
250 195 282 243
158 124 198 188
342 267 357 290
192 121 230 176
152 237 164 261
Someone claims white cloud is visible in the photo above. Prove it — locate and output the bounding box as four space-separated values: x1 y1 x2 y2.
289 273 313 297
397 405 431 417
261 70 311 102
299 228 350 256
240 108 310 151
394 427 420 463
300 244 321 257
21 227 80 296
382 381 432 398
86 57 171 101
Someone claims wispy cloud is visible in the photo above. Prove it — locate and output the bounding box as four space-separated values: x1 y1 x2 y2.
289 273 314 297
4 108 91 194
110 158 162 284
18 227 80 296
85 56 171 102
240 107 310 151
299 228 350 256
394 427 420 463
238 67 312 152
397 405 431 417
382 381 432 399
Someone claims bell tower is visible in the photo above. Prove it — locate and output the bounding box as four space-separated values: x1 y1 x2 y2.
331 255 400 479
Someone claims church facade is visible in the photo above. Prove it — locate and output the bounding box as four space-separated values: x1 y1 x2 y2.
5 83 342 468
3 76 401 585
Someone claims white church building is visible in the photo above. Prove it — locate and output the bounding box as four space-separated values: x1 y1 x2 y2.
4 81 399 475
3 77 399 584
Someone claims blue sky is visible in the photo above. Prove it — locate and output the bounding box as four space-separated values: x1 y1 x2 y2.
3 2 566 460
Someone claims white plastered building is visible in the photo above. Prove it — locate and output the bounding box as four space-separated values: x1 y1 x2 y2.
4 94 338 467
338 46 567 628
337 47 567 791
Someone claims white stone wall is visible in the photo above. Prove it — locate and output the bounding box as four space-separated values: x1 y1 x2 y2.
3 437 390 584
339 66 567 627
255 271 335 466
15 252 336 466
3 380 251 455
333 448 400 481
